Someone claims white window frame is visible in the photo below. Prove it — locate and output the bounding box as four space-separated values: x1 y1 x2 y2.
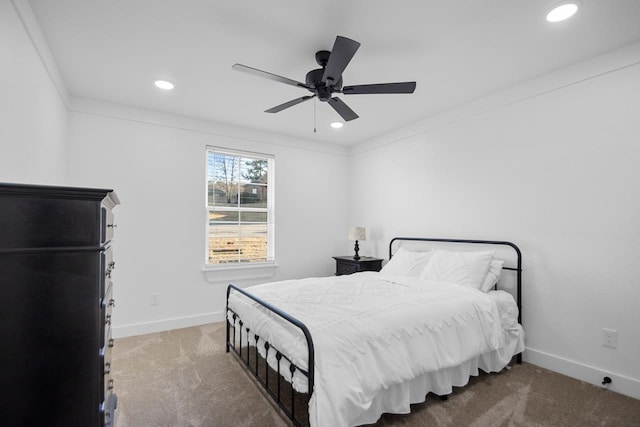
203 146 276 279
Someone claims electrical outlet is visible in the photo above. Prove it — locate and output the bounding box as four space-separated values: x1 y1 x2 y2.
150 293 160 306
602 328 617 348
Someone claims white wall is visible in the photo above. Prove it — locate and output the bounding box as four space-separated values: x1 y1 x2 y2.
0 0 68 184
65 100 350 337
349 42 640 398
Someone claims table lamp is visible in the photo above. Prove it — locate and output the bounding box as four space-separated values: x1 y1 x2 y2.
348 226 366 260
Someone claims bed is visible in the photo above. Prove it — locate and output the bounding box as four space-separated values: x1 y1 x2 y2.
225 237 524 426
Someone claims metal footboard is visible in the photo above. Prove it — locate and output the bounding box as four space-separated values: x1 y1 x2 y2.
226 284 314 426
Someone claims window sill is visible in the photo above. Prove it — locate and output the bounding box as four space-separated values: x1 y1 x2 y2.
202 262 278 283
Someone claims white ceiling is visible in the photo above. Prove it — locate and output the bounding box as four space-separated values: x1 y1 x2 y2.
28 0 640 145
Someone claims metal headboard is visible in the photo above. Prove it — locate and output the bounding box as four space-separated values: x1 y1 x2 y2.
389 237 523 328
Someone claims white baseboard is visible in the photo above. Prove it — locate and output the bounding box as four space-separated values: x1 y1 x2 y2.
112 311 225 339
524 347 640 400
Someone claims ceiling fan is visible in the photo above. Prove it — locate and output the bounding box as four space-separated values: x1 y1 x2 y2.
232 36 416 122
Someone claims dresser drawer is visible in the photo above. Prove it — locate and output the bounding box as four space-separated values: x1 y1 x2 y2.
101 281 114 344
101 206 116 244
103 373 115 405
0 195 101 248
101 247 115 296
358 259 383 272
104 281 115 324
101 391 117 427
100 327 115 401
336 261 358 275
333 256 383 276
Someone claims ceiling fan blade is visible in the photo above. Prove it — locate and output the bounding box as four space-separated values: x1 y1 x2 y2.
233 64 310 90
265 95 315 113
328 97 359 121
322 36 361 86
342 82 416 95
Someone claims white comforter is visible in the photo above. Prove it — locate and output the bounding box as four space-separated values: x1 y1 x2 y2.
227 272 508 427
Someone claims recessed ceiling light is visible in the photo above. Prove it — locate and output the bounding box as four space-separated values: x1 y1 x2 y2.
154 80 175 90
330 122 344 129
546 2 579 22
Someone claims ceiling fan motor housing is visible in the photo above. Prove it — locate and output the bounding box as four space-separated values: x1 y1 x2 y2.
306 68 342 101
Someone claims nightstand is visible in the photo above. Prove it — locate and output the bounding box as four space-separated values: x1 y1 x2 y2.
332 256 383 276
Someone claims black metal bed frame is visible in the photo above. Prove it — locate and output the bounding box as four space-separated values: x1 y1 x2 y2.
226 284 314 426
225 237 523 426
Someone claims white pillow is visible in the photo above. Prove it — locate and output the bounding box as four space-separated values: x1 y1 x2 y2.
420 249 494 290
380 247 432 277
480 259 504 292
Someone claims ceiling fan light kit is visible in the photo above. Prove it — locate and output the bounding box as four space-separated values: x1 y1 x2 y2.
232 36 416 123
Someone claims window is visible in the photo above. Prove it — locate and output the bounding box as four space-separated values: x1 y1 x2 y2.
206 147 274 266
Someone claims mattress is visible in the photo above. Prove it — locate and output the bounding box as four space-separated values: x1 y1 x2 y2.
227 272 524 427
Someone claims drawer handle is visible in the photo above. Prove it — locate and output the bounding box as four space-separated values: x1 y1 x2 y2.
109 299 116 308
105 262 115 278
105 314 111 325
108 338 115 348
107 223 117 229
108 379 114 390
105 362 111 375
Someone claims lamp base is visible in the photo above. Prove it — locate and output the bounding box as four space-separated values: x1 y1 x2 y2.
353 240 360 260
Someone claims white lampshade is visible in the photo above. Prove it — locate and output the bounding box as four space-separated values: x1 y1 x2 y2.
348 226 366 241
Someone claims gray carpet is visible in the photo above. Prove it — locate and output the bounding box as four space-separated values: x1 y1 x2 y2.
112 323 640 426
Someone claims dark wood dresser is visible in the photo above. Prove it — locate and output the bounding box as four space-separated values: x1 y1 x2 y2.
333 256 383 275
0 183 120 427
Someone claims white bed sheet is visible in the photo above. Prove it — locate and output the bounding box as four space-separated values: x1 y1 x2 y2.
227 272 523 427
